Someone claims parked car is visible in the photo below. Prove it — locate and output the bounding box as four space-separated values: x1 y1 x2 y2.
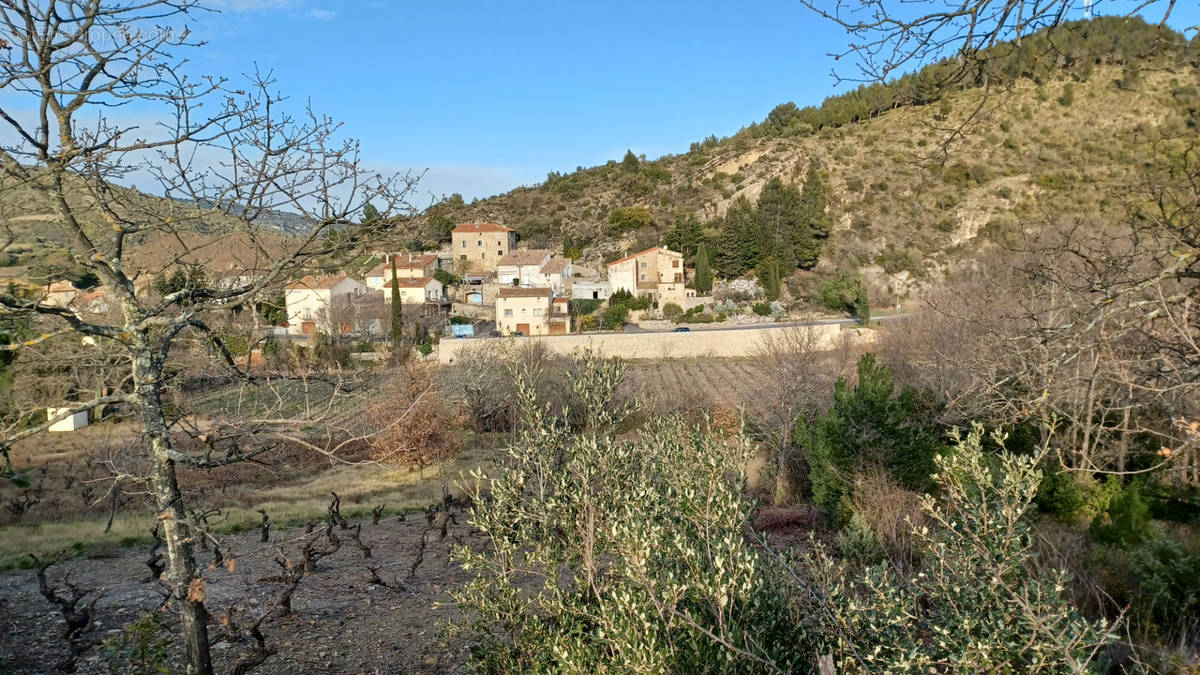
672 327 691 332
488 330 502 338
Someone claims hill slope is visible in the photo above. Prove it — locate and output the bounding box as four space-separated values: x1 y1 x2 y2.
422 18 1198 302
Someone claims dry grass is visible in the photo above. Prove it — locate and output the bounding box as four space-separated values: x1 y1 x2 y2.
0 443 495 570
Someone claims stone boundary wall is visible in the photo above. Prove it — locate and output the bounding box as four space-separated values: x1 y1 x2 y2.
437 323 875 363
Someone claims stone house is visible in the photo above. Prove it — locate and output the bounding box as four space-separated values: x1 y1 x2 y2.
606 246 693 306
452 223 517 271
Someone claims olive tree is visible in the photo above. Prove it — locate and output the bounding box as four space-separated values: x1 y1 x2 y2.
0 2 414 673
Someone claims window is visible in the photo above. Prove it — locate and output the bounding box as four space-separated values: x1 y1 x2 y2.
482 252 486 259
301 308 312 320
640 273 646 281
672 260 680 268
533 308 543 316
640 261 648 268
460 255 466 261
461 241 466 248
504 309 512 317
477 240 482 246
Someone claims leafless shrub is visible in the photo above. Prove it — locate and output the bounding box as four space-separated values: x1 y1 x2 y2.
847 467 925 569
30 553 101 671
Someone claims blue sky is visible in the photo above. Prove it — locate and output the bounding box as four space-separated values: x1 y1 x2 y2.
189 0 862 203
4 1 1198 206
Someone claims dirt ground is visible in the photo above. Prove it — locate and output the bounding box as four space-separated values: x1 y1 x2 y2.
0 509 480 674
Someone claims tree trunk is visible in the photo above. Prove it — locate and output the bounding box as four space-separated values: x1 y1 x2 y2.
134 351 213 675
774 442 797 506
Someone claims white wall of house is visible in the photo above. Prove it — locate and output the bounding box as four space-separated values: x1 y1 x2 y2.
48 407 89 432
284 277 368 335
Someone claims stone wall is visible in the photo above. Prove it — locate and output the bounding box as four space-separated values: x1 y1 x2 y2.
437 323 875 363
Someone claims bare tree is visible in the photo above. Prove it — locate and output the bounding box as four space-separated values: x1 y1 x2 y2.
755 326 847 504
802 0 1183 84
0 3 415 673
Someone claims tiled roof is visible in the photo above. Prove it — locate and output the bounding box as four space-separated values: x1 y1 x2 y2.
540 257 571 275
382 276 437 289
366 254 437 277
606 247 661 267
497 249 552 266
46 280 79 293
453 222 515 234
497 287 551 299
285 274 349 290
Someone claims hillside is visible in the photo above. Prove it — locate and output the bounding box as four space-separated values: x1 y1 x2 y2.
421 17 1199 302
0 172 308 283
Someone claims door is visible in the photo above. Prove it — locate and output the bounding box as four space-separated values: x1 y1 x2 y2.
516 323 530 335
549 322 566 336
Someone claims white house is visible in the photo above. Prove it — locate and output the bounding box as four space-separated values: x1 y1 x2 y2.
284 274 368 335
48 407 89 432
364 253 439 290
497 249 573 292
381 276 445 304
497 249 552 286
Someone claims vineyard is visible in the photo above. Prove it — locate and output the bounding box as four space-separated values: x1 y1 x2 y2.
625 359 775 421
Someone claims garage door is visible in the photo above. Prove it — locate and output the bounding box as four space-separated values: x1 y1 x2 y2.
549 322 566 335
516 323 530 335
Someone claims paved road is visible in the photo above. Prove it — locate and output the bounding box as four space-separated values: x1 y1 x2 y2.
622 313 909 334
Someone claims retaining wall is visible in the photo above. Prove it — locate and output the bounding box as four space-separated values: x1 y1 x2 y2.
437 323 874 363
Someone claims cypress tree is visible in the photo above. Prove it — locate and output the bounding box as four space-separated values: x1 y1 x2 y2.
764 258 781 301
694 242 712 294
390 259 404 352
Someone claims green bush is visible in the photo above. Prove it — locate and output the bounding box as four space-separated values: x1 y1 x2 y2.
450 315 472 325
661 302 683 318
811 424 1115 671
752 302 772 316
607 205 653 234
602 304 629 329
1036 470 1118 525
569 298 603 316
1090 482 1154 546
450 354 808 671
433 268 460 286
795 355 944 522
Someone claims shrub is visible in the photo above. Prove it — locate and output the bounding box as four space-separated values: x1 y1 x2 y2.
450 315 471 325
607 205 653 234
433 268 460 286
810 424 1115 671
450 354 808 671
1090 482 1154 546
661 302 683 318
602 304 629 329
752 302 772 316
569 298 603 316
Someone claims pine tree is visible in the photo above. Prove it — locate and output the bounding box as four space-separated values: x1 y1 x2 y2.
390 259 404 354
362 202 380 224
665 212 704 260
795 162 831 269
621 149 640 172
718 196 759 277
694 242 712 293
756 176 804 270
